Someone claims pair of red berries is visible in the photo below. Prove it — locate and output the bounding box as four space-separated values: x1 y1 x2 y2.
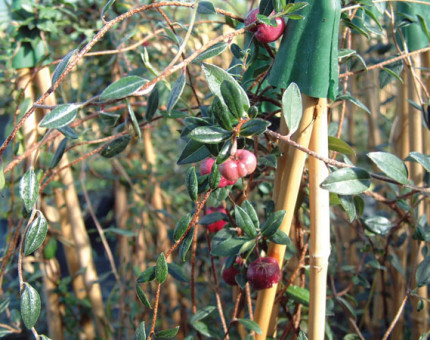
244 8 285 43
222 256 281 290
200 149 257 187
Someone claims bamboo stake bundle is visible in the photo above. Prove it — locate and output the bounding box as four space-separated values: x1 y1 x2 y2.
254 95 317 339
35 66 110 339
407 55 429 338
308 99 330 340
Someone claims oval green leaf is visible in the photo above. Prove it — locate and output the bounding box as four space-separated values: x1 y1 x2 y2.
320 167 371 195
261 210 286 237
39 104 79 129
52 49 77 85
136 284 152 308
100 135 131 158
328 136 355 156
189 126 233 144
24 213 48 256
185 167 198 201
286 285 310 306
234 205 257 238
100 76 146 102
136 266 156 283
167 71 186 114
155 253 168 284
240 119 271 136
416 255 430 287
179 227 194 262
154 326 180 339
282 82 302 135
368 152 409 185
177 139 211 165
146 87 159 121
364 216 393 235
49 138 68 169
192 42 227 64
237 318 262 334
174 214 193 241
19 168 39 212
21 283 41 329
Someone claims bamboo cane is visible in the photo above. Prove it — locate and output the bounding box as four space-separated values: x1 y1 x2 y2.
254 95 317 339
142 128 181 328
408 54 428 339
308 98 330 340
389 69 410 340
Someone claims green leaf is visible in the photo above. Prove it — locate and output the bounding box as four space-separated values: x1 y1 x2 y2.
202 63 249 111
336 94 370 114
174 214 193 241
49 138 67 169
237 318 262 334
58 125 78 139
104 227 137 237
24 213 48 255
261 210 286 237
177 139 211 165
269 229 291 245
155 326 180 339
211 237 247 256
417 14 430 41
364 216 393 235
167 263 189 282
185 167 198 201
179 227 194 261
406 151 430 173
136 284 152 308
189 126 233 144
155 253 168 284
134 321 146 340
320 168 371 195
146 87 159 121
137 266 156 283
199 212 227 225
328 136 355 156
192 321 212 337
416 255 430 287
242 201 259 229
100 135 131 158
192 42 227 64
221 80 245 119
234 205 257 238
368 152 408 184
167 71 186 114
282 82 302 136
52 49 77 85
190 306 216 323
197 1 216 15
20 168 39 212
338 195 356 222
20 283 41 329
259 0 273 16
240 119 271 136
39 104 79 129
101 0 115 20
379 59 403 88
210 96 236 130
282 1 308 14
100 76 146 101
208 161 221 189
126 99 141 140
43 238 57 260
286 285 310 306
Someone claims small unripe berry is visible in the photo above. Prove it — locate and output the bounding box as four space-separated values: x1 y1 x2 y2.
205 206 228 233
200 158 237 188
218 149 257 182
246 257 281 290
244 8 285 43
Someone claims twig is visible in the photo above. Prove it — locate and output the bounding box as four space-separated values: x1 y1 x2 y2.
381 294 409 340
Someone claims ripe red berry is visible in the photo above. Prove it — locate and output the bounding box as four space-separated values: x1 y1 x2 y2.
246 257 281 290
200 158 237 188
244 8 285 43
205 206 228 233
218 149 257 182
222 258 242 286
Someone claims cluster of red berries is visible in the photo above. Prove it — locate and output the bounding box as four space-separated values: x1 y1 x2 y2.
222 256 281 290
244 8 285 43
200 149 257 186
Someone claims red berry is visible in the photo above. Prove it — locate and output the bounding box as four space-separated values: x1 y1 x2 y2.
244 8 285 43
218 150 257 182
222 258 242 286
246 257 281 290
200 158 237 188
205 206 228 233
